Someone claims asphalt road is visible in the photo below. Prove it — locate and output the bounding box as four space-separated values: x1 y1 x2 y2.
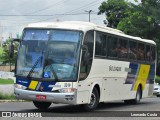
0 96 160 118
0 97 160 114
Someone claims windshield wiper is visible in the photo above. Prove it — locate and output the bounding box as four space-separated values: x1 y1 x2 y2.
27 56 42 79
44 58 59 81
49 64 59 81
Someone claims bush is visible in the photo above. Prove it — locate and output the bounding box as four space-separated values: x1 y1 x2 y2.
155 76 160 84
0 92 15 100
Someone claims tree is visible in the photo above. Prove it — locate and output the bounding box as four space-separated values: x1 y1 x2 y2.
117 0 160 39
98 0 160 75
98 0 130 28
1 38 19 70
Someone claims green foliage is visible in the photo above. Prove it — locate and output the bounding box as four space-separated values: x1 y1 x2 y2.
155 76 160 84
0 38 19 65
117 1 160 39
98 0 129 28
0 47 4 62
98 0 160 75
0 78 14 84
0 47 3 55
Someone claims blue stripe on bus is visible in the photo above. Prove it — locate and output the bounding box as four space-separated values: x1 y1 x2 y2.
125 63 139 84
16 77 31 87
147 63 155 84
125 62 155 91
37 81 56 92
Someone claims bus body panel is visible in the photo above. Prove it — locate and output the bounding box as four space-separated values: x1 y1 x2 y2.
83 58 156 102
77 79 102 104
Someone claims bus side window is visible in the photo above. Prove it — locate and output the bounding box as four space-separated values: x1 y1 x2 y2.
146 45 151 62
137 43 145 61
128 41 137 60
118 39 128 59
95 32 107 57
108 36 118 58
79 30 94 80
151 46 156 62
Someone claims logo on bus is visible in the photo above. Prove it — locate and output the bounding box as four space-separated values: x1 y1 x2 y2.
43 72 50 78
109 65 121 71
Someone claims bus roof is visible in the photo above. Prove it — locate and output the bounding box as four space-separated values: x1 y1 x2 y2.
26 21 156 45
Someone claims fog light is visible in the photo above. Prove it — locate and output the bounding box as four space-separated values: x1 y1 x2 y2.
65 95 75 101
59 88 76 93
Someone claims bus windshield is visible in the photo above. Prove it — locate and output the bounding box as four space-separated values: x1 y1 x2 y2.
16 29 83 81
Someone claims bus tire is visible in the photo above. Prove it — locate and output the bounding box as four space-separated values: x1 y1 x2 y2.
132 86 142 104
124 86 142 104
33 101 51 109
83 87 99 111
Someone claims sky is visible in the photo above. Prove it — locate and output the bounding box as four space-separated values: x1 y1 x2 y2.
0 0 139 40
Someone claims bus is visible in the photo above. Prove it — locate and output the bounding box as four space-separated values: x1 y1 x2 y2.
12 21 156 111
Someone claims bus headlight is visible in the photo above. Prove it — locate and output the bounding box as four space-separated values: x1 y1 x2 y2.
58 88 76 93
14 84 27 90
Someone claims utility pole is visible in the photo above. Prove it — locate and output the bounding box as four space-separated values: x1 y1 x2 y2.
85 10 93 22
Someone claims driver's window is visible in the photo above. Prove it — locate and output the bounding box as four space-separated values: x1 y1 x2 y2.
18 44 26 67
79 30 94 80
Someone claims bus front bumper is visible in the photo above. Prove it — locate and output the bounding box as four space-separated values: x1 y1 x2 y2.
14 88 77 104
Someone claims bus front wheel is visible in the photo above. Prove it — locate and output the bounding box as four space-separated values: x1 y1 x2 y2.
83 87 99 111
33 101 51 109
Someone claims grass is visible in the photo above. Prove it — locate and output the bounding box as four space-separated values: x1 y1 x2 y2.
0 78 14 84
0 92 16 100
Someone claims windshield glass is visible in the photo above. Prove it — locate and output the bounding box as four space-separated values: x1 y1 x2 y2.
16 29 83 81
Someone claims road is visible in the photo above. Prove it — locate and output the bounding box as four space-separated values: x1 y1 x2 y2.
0 96 160 118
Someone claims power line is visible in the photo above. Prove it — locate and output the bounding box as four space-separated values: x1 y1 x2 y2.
0 13 95 16
68 1 101 14
0 0 103 27
26 0 68 15
0 0 101 24
62 0 100 14
0 12 97 25
34 0 100 23
0 0 35 12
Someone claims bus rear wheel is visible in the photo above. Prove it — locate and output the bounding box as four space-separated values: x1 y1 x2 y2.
124 86 142 104
83 87 99 111
33 101 51 109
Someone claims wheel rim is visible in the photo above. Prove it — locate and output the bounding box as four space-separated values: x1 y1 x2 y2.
89 93 96 107
136 90 141 102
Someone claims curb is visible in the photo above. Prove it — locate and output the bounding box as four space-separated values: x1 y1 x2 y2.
0 100 28 102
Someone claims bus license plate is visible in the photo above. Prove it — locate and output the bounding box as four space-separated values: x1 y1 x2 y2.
36 95 46 100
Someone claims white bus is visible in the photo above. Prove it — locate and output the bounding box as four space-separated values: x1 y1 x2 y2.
13 21 156 111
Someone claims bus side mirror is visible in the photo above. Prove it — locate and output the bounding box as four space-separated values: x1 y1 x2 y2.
9 38 20 58
9 41 14 58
